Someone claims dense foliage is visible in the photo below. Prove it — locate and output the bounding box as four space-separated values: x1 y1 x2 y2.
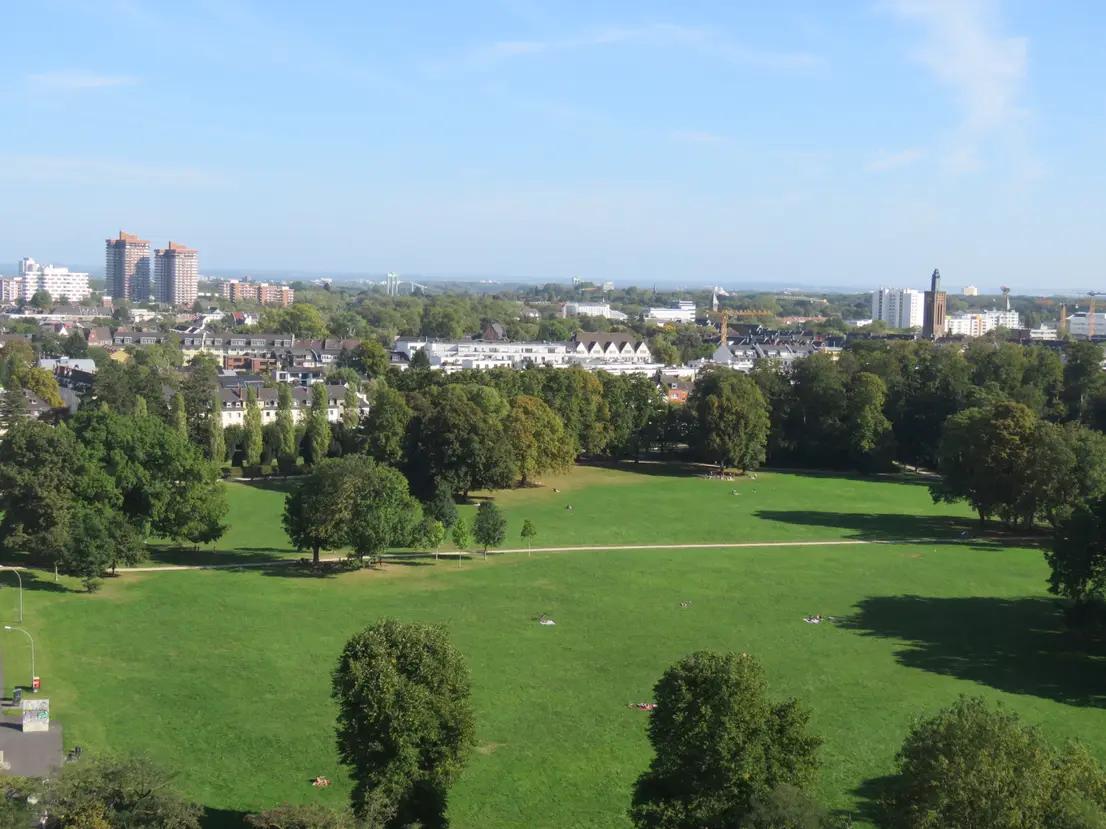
630 651 821 829
332 619 475 829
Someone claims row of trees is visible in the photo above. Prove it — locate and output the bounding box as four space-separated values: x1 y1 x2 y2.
0 409 227 589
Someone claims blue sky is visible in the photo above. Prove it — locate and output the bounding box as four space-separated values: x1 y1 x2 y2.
2 0 1104 291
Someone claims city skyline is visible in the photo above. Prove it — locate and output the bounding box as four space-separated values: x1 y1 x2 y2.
4 2 1106 290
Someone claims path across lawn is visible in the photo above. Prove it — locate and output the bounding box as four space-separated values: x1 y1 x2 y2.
109 535 1039 573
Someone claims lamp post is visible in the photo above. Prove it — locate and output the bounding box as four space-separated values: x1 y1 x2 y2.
3 626 35 691
2 566 23 622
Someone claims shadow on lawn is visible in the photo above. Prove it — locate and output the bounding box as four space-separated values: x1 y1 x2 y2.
201 806 248 829
753 509 1041 549
232 478 299 495
0 568 75 593
145 546 292 567
842 595 1106 707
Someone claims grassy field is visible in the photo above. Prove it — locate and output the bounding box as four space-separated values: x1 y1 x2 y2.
1 465 1101 829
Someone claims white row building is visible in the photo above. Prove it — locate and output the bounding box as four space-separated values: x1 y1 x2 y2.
871 287 924 329
644 300 696 324
0 258 91 303
393 334 661 374
944 309 1021 337
561 301 627 320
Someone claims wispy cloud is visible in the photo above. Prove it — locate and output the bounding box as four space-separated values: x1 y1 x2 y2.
671 130 729 145
866 147 925 172
27 70 139 91
885 0 1029 172
0 155 221 187
448 23 821 72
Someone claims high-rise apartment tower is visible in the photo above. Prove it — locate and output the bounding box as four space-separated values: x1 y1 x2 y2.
154 241 199 307
105 231 151 300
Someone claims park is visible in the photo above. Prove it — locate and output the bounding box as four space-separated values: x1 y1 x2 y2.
1 462 1100 828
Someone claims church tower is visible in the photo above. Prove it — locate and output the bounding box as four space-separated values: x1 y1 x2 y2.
922 268 947 338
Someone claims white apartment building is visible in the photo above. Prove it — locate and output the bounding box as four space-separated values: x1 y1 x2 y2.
561 301 627 320
871 288 924 329
393 334 659 374
1064 312 1106 339
219 383 367 429
963 285 980 296
644 300 696 324
945 309 1021 337
14 257 91 301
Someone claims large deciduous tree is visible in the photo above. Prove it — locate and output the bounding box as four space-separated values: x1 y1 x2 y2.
630 651 821 829
345 458 422 565
688 370 770 472
505 394 575 485
845 371 894 472
332 619 475 829
282 457 357 565
359 385 412 467
275 382 297 466
42 753 202 829
882 696 1106 829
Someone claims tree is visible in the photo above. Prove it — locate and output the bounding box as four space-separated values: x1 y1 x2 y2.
341 385 361 430
11 365 64 408
1064 341 1105 423
332 619 475 828
171 391 188 438
345 458 423 566
688 369 770 472
630 651 821 829
207 389 226 465
246 804 356 829
411 387 516 497
418 516 447 560
505 394 575 485
882 696 1106 829
845 371 893 472
41 753 202 828
73 407 227 544
0 421 121 570
931 401 1039 525
451 519 471 556
341 340 389 378
741 784 826 829
282 457 357 565
521 518 537 557
0 385 29 431
359 385 412 467
424 480 458 528
243 386 263 467
472 501 507 560
409 348 431 370
62 501 141 590
274 382 297 467
1049 496 1106 613
29 288 52 310
305 383 332 465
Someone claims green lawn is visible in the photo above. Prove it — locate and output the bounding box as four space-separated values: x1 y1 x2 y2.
1 465 1101 829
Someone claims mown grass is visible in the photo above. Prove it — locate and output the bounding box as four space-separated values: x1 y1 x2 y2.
1 465 1098 829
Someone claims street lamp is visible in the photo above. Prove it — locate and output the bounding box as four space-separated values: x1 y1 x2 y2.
3 626 35 691
2 566 23 622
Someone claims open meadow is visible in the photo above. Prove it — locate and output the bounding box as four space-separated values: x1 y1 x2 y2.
1 465 1102 828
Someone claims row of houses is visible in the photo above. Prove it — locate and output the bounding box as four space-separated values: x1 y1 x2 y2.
392 333 661 374
216 375 367 428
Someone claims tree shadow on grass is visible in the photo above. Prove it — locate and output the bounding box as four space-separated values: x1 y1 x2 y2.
754 509 1040 549
232 478 299 494
0 568 76 593
842 595 1106 707
145 546 293 567
201 806 248 829
837 774 896 827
